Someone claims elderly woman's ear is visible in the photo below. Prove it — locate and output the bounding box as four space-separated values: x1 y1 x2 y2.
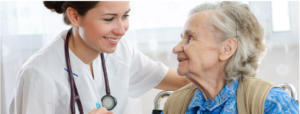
219 38 237 61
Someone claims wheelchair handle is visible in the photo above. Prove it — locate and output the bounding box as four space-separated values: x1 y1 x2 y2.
278 83 298 104
153 91 172 110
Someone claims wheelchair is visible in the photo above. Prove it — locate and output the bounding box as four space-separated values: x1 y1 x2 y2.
152 83 298 114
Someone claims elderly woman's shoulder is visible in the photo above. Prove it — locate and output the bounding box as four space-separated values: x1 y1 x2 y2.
167 83 197 101
264 87 299 113
241 77 278 87
162 83 197 113
174 83 197 93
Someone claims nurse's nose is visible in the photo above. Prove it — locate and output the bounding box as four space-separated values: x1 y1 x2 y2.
112 19 126 36
173 41 184 54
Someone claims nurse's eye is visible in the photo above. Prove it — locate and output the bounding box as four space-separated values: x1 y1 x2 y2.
122 14 130 19
104 17 114 22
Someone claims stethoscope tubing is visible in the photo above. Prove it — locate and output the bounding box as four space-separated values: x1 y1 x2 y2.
65 28 116 114
65 28 84 114
100 53 111 95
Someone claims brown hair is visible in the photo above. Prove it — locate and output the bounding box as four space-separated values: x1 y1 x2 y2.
43 1 99 25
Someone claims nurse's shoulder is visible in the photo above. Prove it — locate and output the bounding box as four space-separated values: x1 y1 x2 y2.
10 33 67 114
19 32 67 80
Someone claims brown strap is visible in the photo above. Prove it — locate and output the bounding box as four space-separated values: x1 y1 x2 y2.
163 83 197 114
237 77 278 114
237 79 247 114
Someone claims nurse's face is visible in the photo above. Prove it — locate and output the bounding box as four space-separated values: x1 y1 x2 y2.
173 12 221 77
78 1 130 53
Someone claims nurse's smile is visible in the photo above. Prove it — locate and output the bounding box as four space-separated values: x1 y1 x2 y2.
103 37 120 45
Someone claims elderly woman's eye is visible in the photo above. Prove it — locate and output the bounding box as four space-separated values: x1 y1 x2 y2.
188 36 194 43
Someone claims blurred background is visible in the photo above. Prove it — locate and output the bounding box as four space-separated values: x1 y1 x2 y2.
0 1 298 114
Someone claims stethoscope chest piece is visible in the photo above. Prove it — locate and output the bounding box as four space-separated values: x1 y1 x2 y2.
101 95 117 111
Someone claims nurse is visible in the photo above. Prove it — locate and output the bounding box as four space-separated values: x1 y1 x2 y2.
9 1 190 114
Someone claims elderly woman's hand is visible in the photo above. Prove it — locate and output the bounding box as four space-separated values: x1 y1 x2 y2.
88 107 113 114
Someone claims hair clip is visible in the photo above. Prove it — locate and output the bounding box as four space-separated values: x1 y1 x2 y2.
235 19 237 37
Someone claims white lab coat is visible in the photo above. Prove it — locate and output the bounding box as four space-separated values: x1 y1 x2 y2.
9 30 169 114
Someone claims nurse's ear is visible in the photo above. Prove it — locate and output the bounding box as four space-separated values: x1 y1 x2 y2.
66 7 81 27
219 38 238 61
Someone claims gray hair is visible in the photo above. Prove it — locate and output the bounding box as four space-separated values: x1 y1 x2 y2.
189 1 266 81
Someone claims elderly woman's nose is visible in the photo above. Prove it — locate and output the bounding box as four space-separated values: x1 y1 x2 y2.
173 43 184 54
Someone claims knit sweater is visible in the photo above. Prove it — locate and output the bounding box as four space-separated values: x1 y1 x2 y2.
162 77 278 114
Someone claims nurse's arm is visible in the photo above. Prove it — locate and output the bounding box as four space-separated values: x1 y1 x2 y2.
155 68 190 91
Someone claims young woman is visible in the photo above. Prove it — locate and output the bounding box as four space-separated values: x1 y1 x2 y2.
9 1 190 114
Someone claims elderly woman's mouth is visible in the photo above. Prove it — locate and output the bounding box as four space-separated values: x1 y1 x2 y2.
178 58 188 62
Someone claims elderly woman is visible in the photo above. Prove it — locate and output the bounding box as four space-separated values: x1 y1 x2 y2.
162 1 299 114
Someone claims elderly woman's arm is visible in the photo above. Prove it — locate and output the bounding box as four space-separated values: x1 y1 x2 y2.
264 88 299 113
155 69 190 91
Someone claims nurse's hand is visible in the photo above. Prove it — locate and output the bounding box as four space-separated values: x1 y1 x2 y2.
88 107 113 114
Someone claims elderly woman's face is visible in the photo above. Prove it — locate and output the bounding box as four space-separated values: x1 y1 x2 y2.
173 12 221 76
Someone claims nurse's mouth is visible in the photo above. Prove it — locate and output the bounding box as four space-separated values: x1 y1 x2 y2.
104 37 119 45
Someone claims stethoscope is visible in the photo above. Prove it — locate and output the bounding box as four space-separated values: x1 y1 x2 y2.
64 28 117 114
